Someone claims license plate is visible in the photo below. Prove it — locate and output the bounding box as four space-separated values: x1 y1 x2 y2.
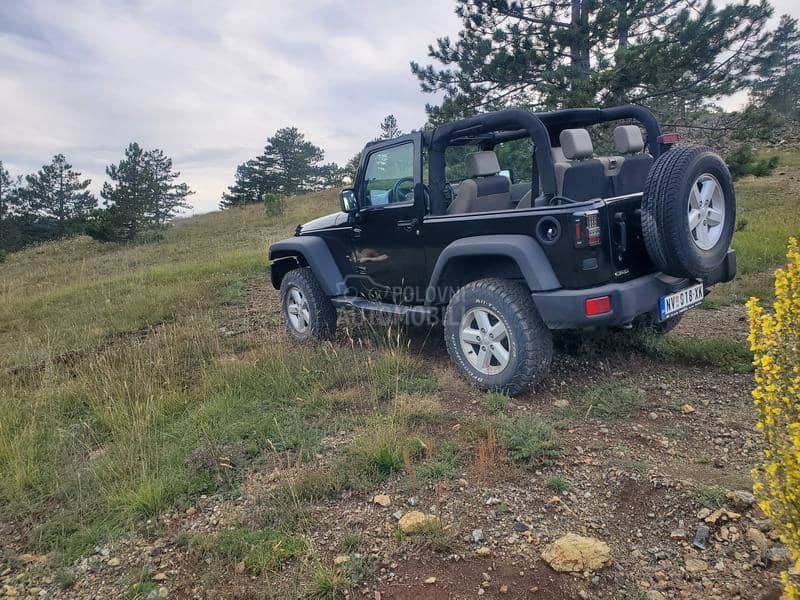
659 283 704 321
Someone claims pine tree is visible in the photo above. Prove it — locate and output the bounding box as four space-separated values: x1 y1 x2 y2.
220 158 277 209
220 128 327 208
379 115 401 139
24 154 95 234
100 143 192 241
752 15 800 116
0 161 11 221
145 149 194 223
262 127 325 196
411 0 773 120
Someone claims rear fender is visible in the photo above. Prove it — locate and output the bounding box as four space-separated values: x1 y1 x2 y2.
426 235 560 304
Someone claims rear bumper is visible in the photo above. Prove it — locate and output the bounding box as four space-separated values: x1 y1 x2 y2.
532 249 736 329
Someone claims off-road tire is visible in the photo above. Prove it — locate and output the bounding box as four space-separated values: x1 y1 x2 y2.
280 267 337 342
444 278 553 395
642 146 735 278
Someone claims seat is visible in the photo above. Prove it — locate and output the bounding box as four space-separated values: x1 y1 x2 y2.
611 125 653 196
554 129 608 201
510 182 531 205
447 151 512 214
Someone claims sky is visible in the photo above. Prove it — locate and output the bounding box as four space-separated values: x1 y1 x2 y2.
1 0 798 214
0 1 460 214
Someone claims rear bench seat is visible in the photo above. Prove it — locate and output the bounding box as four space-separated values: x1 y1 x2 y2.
554 129 608 201
609 125 653 196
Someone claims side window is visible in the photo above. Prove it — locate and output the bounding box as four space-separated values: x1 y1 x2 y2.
362 142 414 207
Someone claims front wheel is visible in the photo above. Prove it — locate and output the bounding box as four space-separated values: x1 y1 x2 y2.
443 279 553 395
280 267 337 342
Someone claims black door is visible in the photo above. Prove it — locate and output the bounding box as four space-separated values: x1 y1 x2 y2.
350 134 426 303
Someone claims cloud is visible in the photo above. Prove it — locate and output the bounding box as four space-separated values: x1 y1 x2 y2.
0 0 460 213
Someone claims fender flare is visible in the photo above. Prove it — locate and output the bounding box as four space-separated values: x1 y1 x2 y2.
426 235 560 303
269 236 347 296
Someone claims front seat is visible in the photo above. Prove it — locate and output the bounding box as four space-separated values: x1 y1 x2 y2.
612 125 653 195
447 151 512 214
555 129 609 201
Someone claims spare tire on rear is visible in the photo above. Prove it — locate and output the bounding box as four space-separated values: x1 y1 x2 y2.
641 146 735 279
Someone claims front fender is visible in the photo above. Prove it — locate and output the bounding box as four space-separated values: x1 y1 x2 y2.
269 236 347 296
426 235 560 302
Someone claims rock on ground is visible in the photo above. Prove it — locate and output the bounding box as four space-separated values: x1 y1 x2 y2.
541 533 612 573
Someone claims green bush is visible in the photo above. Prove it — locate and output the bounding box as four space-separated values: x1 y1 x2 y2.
264 192 286 217
727 144 779 180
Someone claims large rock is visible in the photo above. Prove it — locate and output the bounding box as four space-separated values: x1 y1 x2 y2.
746 527 770 556
541 533 612 572
398 511 440 534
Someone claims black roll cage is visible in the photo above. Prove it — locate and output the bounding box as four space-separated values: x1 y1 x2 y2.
425 104 664 215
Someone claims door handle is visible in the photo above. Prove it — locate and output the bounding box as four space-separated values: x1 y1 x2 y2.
352 227 362 239
396 217 419 231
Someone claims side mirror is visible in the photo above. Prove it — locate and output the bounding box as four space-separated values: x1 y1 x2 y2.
340 189 358 213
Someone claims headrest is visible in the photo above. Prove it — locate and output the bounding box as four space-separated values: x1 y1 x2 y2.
559 129 593 160
465 151 501 178
614 125 645 154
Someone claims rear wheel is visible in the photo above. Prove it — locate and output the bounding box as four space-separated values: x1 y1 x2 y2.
444 278 553 395
280 267 337 342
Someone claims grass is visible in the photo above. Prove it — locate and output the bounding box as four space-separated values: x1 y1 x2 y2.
713 149 800 304
547 475 571 493
483 391 511 415
639 335 754 373
503 415 561 466
577 381 646 420
691 483 730 509
0 189 431 565
190 527 306 575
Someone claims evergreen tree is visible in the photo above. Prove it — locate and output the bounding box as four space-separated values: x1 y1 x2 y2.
263 127 325 196
752 15 800 116
100 143 192 241
314 162 345 189
344 152 362 178
379 114 401 139
145 149 194 223
0 161 12 221
220 128 326 208
220 160 271 209
24 154 95 234
411 0 773 121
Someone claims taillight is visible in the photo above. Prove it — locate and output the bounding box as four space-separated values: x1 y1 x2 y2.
659 132 681 145
585 295 612 316
572 211 601 248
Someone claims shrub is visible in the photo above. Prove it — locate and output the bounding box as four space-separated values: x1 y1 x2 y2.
727 144 779 180
748 237 800 598
0 249 7 263
263 192 286 217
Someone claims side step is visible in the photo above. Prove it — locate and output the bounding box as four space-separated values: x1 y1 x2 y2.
331 296 438 319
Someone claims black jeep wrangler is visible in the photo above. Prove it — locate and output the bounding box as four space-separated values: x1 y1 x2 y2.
269 105 736 394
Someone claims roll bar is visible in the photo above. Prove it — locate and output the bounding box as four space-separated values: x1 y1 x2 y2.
427 104 663 215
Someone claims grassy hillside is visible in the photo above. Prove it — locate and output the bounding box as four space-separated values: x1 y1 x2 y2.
0 151 798 596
